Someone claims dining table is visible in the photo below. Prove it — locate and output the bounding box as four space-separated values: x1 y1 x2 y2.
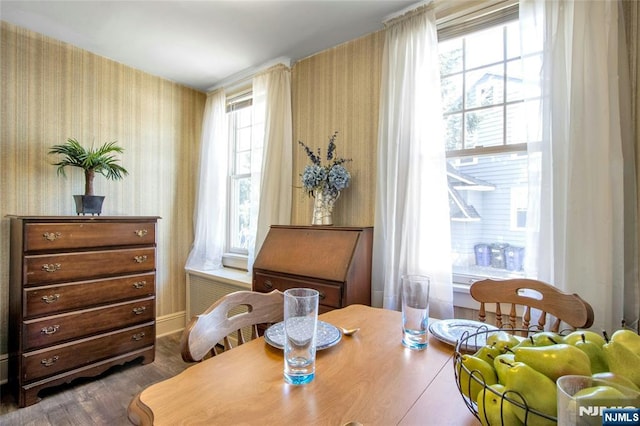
128 304 479 425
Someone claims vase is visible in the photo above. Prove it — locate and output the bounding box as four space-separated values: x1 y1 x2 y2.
312 190 339 225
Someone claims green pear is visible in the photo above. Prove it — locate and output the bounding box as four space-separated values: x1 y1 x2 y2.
563 330 606 348
493 353 515 384
529 331 564 346
513 343 592 381
602 340 640 387
476 383 524 426
574 385 626 400
592 372 640 392
456 354 498 402
512 335 535 349
486 331 520 353
566 333 608 373
501 361 557 426
474 345 502 365
610 329 640 355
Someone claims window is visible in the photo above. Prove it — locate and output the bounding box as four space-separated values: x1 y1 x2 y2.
439 13 541 281
225 91 259 265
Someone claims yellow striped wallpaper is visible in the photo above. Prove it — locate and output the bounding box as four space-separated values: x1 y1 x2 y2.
0 21 206 353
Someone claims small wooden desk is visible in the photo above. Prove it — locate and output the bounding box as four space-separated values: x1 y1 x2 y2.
129 305 478 425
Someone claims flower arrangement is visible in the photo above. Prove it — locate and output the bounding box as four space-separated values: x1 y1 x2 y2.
298 131 351 198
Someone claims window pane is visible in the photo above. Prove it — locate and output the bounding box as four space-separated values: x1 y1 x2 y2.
439 38 463 75
505 21 520 60
465 106 503 148
229 177 251 251
235 151 251 174
236 126 252 151
444 113 463 150
465 26 503 69
465 64 504 109
448 153 528 278
441 74 463 113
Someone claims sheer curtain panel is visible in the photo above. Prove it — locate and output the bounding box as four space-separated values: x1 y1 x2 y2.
373 6 453 319
247 64 293 272
185 90 228 272
521 0 639 333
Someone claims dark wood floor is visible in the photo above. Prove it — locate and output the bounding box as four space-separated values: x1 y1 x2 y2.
0 333 189 425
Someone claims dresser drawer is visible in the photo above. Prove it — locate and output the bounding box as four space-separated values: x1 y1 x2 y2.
22 322 155 382
23 297 155 350
24 248 156 285
253 272 342 309
24 273 155 318
24 221 156 252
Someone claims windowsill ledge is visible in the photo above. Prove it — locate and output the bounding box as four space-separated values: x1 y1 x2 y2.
185 266 252 289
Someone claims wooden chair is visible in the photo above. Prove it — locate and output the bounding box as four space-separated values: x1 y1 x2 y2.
470 278 594 333
180 289 284 362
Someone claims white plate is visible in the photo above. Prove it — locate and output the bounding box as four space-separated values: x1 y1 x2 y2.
264 320 342 351
428 319 498 352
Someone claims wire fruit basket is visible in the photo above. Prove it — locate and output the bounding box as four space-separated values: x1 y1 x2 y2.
453 327 558 425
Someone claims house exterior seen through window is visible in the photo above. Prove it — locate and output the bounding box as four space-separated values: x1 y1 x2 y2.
439 18 541 283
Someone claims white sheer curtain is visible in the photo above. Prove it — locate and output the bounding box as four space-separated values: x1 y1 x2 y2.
373 5 453 319
185 89 228 272
521 0 638 333
247 64 293 272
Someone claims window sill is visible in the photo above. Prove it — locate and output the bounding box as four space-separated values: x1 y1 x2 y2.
185 266 252 289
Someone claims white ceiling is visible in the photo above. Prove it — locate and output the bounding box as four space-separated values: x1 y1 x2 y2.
1 0 419 92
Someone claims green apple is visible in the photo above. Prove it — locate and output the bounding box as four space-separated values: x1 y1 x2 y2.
592 372 640 392
513 343 592 381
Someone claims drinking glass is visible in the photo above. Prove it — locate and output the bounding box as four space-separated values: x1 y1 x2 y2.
401 275 430 350
283 288 319 385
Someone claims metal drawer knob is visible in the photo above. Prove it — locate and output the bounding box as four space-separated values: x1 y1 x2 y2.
132 332 146 341
43 232 62 242
134 255 148 263
41 325 60 335
132 306 147 315
132 281 146 289
41 263 61 273
41 294 60 304
264 280 273 290
41 356 59 367
135 229 148 237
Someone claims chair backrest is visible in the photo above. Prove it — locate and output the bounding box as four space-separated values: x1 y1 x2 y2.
469 278 594 332
180 290 284 362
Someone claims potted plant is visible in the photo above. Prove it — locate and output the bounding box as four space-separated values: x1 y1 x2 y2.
49 138 129 215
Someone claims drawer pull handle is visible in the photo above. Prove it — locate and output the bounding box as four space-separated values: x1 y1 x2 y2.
319 291 326 300
135 229 148 237
41 356 59 367
41 325 60 335
41 294 60 304
264 280 273 290
132 281 146 289
43 232 62 242
134 255 148 263
132 332 146 341
132 306 146 315
41 263 61 273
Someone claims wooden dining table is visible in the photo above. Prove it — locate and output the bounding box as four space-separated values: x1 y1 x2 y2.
128 304 479 425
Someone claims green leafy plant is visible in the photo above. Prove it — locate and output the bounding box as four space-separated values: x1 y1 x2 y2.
49 138 129 196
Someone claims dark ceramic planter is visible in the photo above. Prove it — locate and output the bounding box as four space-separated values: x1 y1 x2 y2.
73 195 105 216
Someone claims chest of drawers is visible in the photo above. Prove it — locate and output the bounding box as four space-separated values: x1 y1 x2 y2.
8 216 159 407
253 226 372 313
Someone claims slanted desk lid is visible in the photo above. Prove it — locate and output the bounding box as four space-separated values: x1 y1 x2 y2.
253 226 362 282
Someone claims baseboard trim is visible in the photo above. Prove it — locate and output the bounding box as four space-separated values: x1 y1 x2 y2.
0 311 186 385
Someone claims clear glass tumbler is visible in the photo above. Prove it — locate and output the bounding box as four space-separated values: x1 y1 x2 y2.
283 288 319 385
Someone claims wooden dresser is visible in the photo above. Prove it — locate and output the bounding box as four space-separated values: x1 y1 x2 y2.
8 216 159 407
253 226 373 313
